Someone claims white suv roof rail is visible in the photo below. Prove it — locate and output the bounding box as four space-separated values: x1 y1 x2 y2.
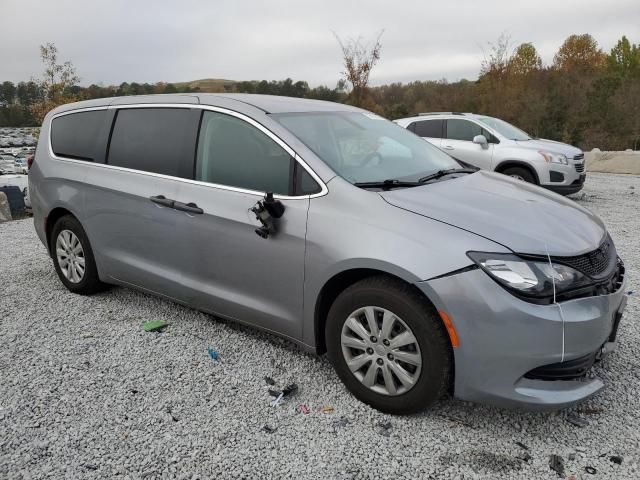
418 112 467 116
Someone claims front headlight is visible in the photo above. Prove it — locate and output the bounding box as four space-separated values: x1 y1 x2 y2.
538 150 568 165
467 252 590 299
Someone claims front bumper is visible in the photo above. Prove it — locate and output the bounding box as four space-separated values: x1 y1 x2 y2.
418 268 627 410
540 160 586 195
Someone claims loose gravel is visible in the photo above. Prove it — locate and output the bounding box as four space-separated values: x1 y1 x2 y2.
1 172 639 479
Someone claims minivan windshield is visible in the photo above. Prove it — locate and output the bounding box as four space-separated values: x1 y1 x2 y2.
272 111 460 184
476 117 531 141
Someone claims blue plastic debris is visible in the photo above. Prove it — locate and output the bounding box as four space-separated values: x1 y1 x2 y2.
207 347 218 361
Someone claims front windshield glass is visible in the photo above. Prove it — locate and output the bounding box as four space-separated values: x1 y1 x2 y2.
476 116 531 141
272 111 460 184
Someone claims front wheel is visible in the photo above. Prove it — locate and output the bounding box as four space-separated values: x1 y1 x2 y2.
502 166 536 184
326 276 451 414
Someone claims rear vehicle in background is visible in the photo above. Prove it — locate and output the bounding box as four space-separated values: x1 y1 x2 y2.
0 155 17 175
14 158 28 174
30 95 626 414
394 113 586 195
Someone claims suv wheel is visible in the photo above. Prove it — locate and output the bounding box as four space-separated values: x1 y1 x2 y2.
50 215 107 295
502 166 536 184
326 276 451 414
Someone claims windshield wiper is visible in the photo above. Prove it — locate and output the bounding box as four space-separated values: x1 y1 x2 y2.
418 168 477 184
354 179 421 190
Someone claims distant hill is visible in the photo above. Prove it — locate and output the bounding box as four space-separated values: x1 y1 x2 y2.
174 78 237 92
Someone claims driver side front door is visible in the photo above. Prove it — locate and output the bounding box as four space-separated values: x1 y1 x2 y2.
176 109 321 341
442 119 495 170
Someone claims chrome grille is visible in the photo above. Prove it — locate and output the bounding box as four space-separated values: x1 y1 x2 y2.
575 163 585 173
574 153 584 160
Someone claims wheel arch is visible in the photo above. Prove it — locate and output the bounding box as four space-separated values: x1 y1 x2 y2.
313 267 448 355
45 206 78 256
494 160 540 184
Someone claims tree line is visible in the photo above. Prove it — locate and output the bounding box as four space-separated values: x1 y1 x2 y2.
1 34 638 150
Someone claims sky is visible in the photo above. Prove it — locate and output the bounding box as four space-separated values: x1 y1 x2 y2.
1 0 639 87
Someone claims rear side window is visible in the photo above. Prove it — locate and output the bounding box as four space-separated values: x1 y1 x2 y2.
51 110 110 161
412 119 444 138
195 111 293 195
107 108 199 178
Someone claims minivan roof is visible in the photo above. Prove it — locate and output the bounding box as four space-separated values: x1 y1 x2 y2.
49 93 363 116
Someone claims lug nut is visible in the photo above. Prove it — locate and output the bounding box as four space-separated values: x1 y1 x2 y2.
370 336 377 343
387 353 394 360
382 339 390 346
376 358 384 365
366 347 374 355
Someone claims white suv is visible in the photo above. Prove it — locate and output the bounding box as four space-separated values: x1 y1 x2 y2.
394 113 586 195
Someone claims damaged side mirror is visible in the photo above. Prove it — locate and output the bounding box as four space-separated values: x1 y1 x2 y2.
251 192 285 239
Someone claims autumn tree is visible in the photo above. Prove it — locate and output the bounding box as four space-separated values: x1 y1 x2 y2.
477 34 514 120
334 31 383 108
30 43 80 124
39 43 80 101
553 34 606 72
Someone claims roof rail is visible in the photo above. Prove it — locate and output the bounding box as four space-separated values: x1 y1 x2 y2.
418 112 466 116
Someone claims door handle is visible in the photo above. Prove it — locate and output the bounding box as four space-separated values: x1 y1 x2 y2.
174 201 204 215
442 145 454 150
149 195 175 208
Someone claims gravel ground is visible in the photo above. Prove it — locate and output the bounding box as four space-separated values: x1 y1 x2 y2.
1 172 639 479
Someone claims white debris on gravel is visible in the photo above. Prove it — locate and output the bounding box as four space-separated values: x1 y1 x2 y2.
1 172 639 479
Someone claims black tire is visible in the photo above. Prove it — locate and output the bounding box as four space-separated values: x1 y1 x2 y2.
502 166 536 184
326 275 451 415
50 215 107 295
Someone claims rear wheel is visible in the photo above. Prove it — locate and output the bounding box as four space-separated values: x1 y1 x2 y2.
50 215 107 295
502 166 536 184
326 276 451 414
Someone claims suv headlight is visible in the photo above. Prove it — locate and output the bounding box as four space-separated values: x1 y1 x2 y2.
467 252 590 298
538 150 568 165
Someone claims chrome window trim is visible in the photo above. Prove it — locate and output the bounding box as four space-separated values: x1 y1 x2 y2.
48 103 328 200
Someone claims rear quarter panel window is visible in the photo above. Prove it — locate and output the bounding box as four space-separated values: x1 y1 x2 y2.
413 119 444 138
51 110 111 162
107 108 199 178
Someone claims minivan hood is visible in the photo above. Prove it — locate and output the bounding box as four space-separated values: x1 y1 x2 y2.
514 138 582 158
381 171 605 256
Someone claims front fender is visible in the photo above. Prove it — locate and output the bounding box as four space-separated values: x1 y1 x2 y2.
301 177 508 348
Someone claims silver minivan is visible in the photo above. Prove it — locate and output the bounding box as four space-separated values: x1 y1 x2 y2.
30 94 627 414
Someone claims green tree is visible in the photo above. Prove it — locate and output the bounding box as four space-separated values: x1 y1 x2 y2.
509 43 542 75
0 81 17 104
163 83 177 93
607 35 640 78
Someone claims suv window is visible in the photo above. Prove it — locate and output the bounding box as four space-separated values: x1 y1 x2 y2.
446 119 483 141
195 111 293 195
51 110 110 161
107 108 199 178
412 119 444 138
446 119 496 143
